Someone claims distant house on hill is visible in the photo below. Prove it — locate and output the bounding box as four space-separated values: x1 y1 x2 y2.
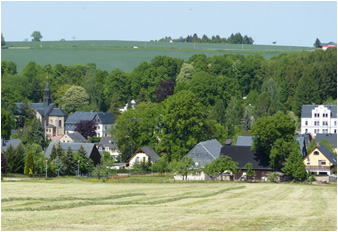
320 42 337 50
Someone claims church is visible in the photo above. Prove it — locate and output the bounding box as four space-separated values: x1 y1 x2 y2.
15 80 68 139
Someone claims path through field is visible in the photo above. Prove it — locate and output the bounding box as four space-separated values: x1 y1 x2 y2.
1 179 336 231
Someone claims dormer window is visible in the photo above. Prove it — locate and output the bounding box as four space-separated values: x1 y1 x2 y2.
314 151 319 155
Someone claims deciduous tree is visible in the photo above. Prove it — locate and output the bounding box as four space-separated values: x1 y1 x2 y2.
75 120 97 139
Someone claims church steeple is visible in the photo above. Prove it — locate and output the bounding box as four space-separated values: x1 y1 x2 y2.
43 78 52 106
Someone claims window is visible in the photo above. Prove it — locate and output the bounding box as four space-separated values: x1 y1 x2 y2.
307 157 310 164
323 121 328 126
305 121 308 126
105 147 109 151
105 126 107 130
334 121 337 126
97 126 100 129
59 120 62 127
314 121 320 126
323 129 328 134
321 160 326 165
314 151 319 155
50 119 53 123
323 113 328 118
105 133 108 137
335 129 337 134
305 129 308 133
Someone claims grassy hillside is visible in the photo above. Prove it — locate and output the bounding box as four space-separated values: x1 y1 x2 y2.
1 178 336 231
2 40 314 73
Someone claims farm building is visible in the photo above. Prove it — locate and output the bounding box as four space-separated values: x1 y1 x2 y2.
219 146 273 181
45 142 101 165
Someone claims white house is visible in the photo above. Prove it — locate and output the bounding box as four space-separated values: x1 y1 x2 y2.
97 137 120 160
119 100 136 113
301 104 337 136
93 113 116 137
127 146 159 167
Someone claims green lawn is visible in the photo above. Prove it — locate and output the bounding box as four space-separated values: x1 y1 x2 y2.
1 178 336 231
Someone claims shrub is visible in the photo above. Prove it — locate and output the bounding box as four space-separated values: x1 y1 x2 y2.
267 172 278 182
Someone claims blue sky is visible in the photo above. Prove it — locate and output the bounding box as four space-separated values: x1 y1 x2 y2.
1 1 337 46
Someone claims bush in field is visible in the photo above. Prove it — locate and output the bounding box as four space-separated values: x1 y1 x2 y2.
151 156 170 175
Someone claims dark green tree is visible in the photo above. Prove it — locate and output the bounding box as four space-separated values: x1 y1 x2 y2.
28 77 43 103
108 91 121 117
1 108 15 140
31 31 43 42
282 149 307 181
61 146 77 175
314 38 321 48
1 33 5 46
151 156 170 175
50 145 57 160
269 139 299 171
203 156 239 180
1 153 8 173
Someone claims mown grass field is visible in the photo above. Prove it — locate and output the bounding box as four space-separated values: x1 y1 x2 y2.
2 40 314 73
1 178 336 231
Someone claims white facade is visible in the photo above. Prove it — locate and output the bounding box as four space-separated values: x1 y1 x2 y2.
129 152 150 167
95 124 112 138
174 172 212 181
301 105 337 136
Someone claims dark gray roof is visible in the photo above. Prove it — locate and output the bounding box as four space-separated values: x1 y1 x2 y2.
94 113 115 124
50 108 67 117
185 139 222 167
45 142 96 159
236 136 253 146
140 146 159 162
99 137 118 149
1 138 21 152
301 104 337 118
66 132 87 143
317 145 337 165
220 146 272 170
315 133 337 148
65 111 97 124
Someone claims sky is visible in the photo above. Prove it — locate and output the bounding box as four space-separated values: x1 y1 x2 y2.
1 1 337 46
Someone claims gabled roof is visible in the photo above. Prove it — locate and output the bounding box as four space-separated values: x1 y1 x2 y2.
220 146 272 170
1 138 21 152
236 136 253 146
50 108 67 117
65 132 87 143
65 111 98 124
185 139 222 167
45 142 96 159
317 145 337 165
94 112 115 124
99 137 118 148
301 104 337 118
128 146 159 163
315 133 337 148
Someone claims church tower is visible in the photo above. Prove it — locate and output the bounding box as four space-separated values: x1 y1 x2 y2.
43 79 52 106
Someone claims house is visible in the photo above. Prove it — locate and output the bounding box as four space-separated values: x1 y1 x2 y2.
303 145 337 176
315 133 337 153
65 111 115 137
177 139 223 181
15 80 67 139
65 111 97 134
93 113 115 137
127 146 159 167
1 138 21 152
219 146 273 181
236 136 253 146
45 142 101 165
320 42 337 50
301 104 337 136
97 137 120 159
59 132 87 143
119 100 136 113
295 134 311 157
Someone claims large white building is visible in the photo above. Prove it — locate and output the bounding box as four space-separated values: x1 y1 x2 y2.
301 104 337 136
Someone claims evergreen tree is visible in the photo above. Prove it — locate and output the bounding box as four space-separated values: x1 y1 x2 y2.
55 141 64 158
53 156 65 176
28 77 43 103
314 38 321 48
24 151 34 175
62 146 77 175
282 149 307 181
14 143 26 173
1 153 9 173
50 145 57 160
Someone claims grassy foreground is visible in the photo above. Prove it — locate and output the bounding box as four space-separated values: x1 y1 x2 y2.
1 178 336 231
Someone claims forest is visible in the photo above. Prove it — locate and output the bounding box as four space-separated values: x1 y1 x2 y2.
1 48 337 163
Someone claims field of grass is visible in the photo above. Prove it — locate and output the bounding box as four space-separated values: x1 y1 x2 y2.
2 40 314 73
1 178 336 231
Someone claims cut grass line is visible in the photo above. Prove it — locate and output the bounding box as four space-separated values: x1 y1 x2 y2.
1 192 145 202
2 186 245 212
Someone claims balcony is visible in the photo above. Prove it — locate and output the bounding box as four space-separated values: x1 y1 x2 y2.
306 165 331 171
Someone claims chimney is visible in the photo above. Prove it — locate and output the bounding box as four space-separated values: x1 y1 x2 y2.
317 143 320 146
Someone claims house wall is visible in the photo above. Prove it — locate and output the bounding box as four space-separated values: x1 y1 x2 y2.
233 170 273 181
48 116 65 136
95 124 112 137
59 134 74 143
129 153 151 167
303 148 334 175
174 172 212 181
301 105 337 136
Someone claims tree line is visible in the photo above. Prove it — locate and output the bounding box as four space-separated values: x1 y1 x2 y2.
158 32 254 44
1 48 337 179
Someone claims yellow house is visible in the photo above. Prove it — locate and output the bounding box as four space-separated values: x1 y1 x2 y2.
59 132 87 143
303 145 337 175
